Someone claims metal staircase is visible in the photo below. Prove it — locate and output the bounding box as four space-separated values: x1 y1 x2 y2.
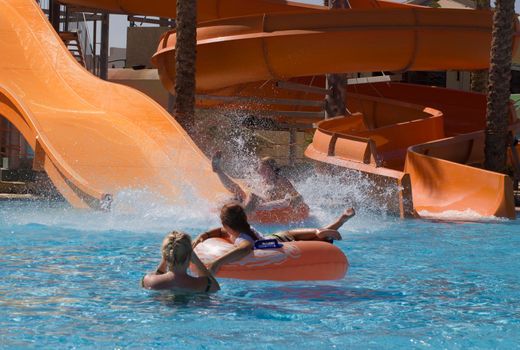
59 31 86 67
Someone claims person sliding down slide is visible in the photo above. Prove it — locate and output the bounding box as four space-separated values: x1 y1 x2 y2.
142 231 220 293
211 151 307 214
192 203 355 275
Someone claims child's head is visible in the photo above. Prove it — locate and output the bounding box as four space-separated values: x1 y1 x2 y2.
258 157 280 178
161 231 192 268
220 203 250 233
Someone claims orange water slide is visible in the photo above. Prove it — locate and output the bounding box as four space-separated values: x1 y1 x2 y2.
306 83 520 218
405 132 516 218
152 8 514 93
0 0 233 209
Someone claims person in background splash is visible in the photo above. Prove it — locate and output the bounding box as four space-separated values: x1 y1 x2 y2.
211 151 306 214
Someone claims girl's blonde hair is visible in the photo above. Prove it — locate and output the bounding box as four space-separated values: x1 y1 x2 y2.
162 231 192 267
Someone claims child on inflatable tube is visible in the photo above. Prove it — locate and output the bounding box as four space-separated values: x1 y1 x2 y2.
192 203 355 275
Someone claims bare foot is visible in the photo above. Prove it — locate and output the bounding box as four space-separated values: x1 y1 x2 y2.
316 228 342 241
339 207 355 224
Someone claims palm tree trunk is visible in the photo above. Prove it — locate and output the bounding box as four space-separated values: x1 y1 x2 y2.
484 0 515 172
324 0 349 118
470 0 490 93
174 0 197 134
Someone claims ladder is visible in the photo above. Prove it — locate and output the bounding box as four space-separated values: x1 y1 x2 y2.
59 31 86 67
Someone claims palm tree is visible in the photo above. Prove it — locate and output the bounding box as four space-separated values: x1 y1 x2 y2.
324 0 349 118
470 0 490 93
174 0 197 134
484 0 515 172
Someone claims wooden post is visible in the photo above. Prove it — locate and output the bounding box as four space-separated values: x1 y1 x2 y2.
325 0 349 118
99 13 109 80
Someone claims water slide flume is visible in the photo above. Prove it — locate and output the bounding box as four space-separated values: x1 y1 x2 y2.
406 132 516 219
153 8 503 93
0 0 232 209
306 83 519 219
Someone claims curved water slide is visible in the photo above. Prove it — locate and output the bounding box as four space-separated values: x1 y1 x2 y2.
0 0 233 209
308 83 519 218
153 8 503 92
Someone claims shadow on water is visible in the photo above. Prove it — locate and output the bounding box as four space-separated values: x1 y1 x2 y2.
150 291 214 309
232 285 405 303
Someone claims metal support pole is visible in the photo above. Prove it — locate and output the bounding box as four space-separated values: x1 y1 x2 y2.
64 5 69 32
167 94 176 115
93 18 98 74
99 13 109 80
49 0 61 32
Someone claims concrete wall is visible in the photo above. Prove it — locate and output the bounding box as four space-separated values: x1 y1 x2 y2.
126 27 170 68
108 68 170 108
446 71 471 91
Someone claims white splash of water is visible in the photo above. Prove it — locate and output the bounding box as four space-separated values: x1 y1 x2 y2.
417 209 509 223
293 169 400 233
0 185 221 234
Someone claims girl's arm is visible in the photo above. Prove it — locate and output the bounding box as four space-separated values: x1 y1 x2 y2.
215 170 248 202
212 151 248 202
142 272 174 290
207 241 253 275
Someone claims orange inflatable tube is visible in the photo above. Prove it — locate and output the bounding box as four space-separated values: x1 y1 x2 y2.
193 238 348 281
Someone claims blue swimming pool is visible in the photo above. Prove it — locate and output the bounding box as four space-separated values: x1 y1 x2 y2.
1 188 520 349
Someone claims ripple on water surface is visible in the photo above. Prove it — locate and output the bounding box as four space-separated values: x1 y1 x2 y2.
1 179 520 349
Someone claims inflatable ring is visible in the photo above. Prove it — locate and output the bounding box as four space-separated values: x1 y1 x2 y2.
193 238 348 281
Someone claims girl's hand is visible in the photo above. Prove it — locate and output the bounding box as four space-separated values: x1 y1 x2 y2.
156 256 168 274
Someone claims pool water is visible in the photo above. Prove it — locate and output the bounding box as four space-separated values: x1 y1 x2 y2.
1 192 520 349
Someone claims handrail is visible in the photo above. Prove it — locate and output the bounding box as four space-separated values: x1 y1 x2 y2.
79 12 96 73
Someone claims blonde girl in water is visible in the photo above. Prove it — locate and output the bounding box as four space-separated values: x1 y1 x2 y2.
142 231 220 293
192 203 355 275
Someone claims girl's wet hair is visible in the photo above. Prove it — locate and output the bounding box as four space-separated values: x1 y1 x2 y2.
220 203 259 241
162 231 192 267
